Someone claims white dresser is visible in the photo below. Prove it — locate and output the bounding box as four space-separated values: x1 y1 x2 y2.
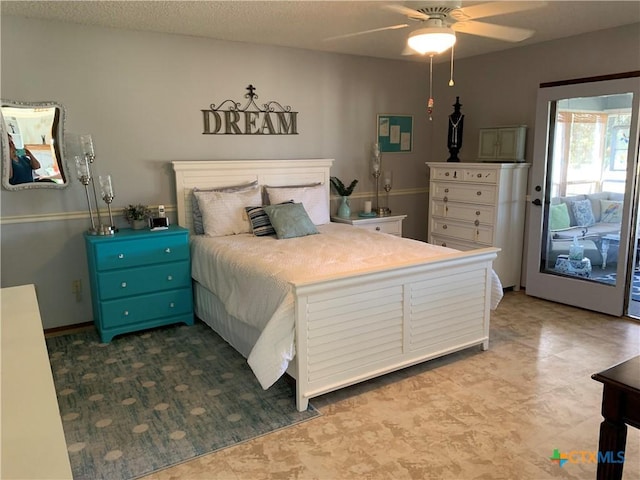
426 162 529 290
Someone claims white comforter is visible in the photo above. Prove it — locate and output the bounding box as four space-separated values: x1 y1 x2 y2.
191 223 503 389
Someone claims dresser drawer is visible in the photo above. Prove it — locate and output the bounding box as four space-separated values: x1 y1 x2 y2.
100 288 193 328
430 234 481 251
462 168 498 184
430 218 494 244
93 234 189 271
430 182 497 204
430 200 495 225
430 166 498 184
98 261 191 300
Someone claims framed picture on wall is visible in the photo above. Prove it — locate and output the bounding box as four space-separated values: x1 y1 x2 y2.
377 114 413 153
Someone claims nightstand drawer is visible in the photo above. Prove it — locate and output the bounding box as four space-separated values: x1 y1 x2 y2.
93 235 189 271
98 261 191 300
100 288 193 328
357 220 402 236
431 182 497 204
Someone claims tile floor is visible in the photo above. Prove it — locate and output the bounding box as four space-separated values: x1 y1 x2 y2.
143 290 640 480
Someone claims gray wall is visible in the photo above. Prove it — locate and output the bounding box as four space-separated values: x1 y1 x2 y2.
1 15 638 329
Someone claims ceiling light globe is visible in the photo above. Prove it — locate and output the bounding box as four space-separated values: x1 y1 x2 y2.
408 27 456 55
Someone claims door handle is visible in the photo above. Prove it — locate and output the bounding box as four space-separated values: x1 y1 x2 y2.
532 198 542 206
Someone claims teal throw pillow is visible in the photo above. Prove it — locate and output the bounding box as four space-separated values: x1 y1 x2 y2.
549 203 571 231
264 202 319 239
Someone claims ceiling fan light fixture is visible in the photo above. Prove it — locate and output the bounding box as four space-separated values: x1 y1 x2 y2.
407 27 456 55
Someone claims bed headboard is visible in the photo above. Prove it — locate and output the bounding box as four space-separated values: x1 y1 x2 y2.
171 159 334 233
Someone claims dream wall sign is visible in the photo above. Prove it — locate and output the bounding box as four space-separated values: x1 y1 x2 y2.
202 85 298 135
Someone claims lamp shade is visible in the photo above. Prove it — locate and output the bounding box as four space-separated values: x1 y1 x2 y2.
408 27 456 55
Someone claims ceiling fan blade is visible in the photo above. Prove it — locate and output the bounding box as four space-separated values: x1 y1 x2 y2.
451 1 547 21
383 4 430 21
324 23 408 42
452 20 535 42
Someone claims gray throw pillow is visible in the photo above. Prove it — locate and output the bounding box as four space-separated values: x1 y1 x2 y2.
263 203 319 239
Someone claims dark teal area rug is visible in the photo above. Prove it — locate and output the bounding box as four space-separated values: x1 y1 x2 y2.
46 322 319 480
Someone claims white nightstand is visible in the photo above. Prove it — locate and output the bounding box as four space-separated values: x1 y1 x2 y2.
331 214 407 237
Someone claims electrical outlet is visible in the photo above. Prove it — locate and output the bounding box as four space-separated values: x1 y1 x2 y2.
72 280 82 302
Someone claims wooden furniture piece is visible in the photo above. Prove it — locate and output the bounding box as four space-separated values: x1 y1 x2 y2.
427 162 529 290
477 125 527 162
0 284 73 480
173 159 500 411
330 213 406 237
84 225 194 342
592 356 640 480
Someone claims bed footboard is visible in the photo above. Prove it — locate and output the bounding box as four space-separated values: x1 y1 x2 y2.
291 248 498 411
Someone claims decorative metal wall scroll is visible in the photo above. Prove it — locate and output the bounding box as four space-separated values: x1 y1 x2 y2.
202 85 298 135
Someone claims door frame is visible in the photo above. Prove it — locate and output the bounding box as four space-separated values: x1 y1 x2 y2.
525 72 640 316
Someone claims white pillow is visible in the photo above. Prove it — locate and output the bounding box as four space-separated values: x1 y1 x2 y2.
194 187 262 236
265 184 330 225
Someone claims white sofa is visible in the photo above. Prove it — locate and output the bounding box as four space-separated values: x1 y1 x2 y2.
548 192 623 265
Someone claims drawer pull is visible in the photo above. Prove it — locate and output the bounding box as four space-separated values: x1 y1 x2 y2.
441 242 447 247
169 302 175 308
477 173 482 178
476 211 481 216
477 191 482 196
167 275 173 281
165 248 172 254
444 188 449 193
121 282 127 288
376 227 381 231
123 310 129 316
118 253 125 259
443 196 448 203
445 172 450 177
474 220 480 226
442 224 448 230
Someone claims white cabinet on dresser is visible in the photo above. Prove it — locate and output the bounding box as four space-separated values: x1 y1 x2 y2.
478 126 526 162
426 162 529 290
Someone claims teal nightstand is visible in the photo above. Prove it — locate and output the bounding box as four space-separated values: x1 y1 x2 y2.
84 225 194 342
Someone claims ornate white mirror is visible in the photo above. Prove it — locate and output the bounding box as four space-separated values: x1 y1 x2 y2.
0 100 68 190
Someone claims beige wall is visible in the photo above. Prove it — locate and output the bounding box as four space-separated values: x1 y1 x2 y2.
1 15 638 328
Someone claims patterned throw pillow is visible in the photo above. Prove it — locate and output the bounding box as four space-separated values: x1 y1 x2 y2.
571 199 596 227
245 201 294 236
263 202 319 239
600 199 623 223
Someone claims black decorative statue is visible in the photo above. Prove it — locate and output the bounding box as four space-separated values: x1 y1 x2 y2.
447 97 464 162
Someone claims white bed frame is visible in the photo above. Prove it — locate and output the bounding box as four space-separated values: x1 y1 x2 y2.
172 159 499 411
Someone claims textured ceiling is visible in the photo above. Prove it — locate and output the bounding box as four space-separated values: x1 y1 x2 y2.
2 1 640 62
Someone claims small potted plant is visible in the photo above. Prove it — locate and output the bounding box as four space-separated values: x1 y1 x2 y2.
330 176 358 218
123 203 151 230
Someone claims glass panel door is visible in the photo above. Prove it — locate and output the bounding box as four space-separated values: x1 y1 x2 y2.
526 76 640 316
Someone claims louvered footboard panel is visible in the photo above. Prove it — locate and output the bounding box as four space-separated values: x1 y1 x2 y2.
409 267 487 351
305 284 404 383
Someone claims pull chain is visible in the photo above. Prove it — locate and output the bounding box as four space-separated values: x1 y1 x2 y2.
449 43 455 87
427 55 434 121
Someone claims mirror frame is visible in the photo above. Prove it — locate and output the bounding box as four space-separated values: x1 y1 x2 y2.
1 99 69 190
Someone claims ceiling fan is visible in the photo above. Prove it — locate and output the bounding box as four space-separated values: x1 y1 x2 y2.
326 1 547 56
